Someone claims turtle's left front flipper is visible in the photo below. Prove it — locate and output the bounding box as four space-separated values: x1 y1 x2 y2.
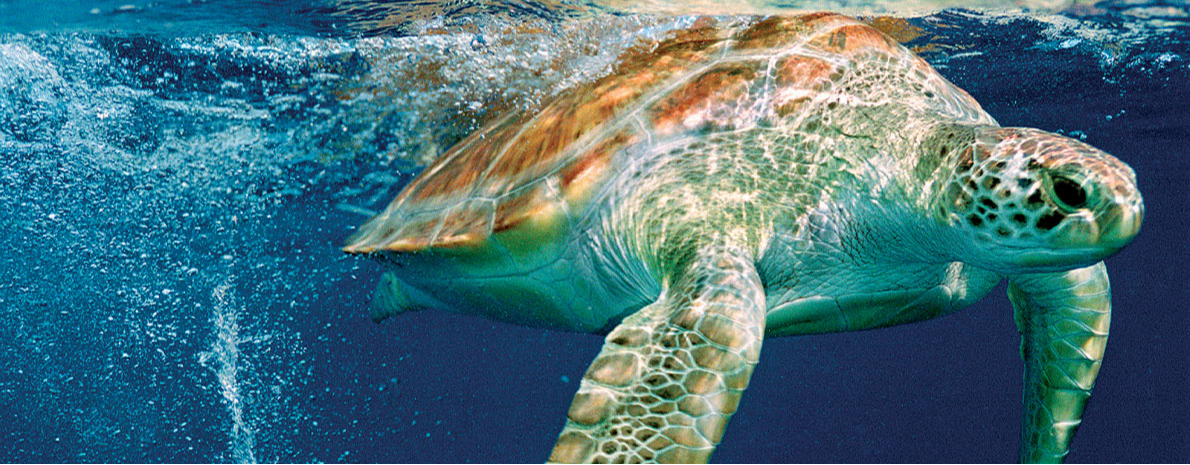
1010 262 1112 464
550 245 766 463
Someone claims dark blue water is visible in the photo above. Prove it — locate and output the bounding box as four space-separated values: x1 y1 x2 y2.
1 1 1187 463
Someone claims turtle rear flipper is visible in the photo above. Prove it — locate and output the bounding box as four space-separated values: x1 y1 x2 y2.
550 244 765 463
1010 262 1111 463
371 272 438 322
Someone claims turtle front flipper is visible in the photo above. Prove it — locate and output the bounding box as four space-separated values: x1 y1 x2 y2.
1009 262 1111 464
550 245 766 463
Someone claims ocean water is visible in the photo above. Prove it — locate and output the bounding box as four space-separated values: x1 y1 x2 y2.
0 0 1187 463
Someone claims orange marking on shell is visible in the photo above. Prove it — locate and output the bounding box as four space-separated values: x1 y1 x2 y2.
403 113 527 203
772 55 835 116
799 11 852 25
381 238 429 252
808 23 899 56
486 108 579 181
561 131 636 202
610 24 724 86
379 215 439 252
491 117 574 181
650 63 758 133
775 54 835 86
429 232 484 249
483 74 646 183
363 14 916 255
430 201 492 248
610 17 724 80
733 13 855 50
651 20 723 56
493 183 553 233
483 24 729 184
408 151 484 201
863 16 927 44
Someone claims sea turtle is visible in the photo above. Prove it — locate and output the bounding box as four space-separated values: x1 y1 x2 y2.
343 13 1143 463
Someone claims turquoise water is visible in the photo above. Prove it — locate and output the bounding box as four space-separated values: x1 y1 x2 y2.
1 1 1187 462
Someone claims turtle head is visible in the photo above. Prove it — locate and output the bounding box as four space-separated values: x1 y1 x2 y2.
933 127 1143 272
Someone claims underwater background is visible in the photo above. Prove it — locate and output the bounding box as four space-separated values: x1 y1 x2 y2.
0 0 1187 462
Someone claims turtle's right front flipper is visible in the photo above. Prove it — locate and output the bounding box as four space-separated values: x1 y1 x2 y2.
1010 262 1112 464
550 244 766 463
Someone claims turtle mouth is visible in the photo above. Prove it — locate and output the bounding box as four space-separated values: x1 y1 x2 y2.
1005 246 1119 270
999 201 1142 270
1093 201 1144 250
1046 202 1143 249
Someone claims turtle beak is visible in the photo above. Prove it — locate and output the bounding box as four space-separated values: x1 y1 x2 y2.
1095 197 1143 251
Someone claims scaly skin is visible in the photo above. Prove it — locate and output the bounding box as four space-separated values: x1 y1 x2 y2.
1010 263 1111 463
551 242 766 463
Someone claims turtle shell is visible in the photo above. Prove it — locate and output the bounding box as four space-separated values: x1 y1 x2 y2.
344 13 987 254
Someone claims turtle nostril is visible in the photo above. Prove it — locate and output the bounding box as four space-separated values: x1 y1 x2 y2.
1051 175 1088 211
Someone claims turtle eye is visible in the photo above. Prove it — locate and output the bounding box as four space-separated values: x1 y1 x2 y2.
1050 174 1088 212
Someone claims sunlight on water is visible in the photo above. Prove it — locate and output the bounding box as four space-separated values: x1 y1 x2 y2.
199 281 258 464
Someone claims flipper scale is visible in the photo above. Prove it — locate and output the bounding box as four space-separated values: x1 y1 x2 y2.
1010 262 1111 464
550 244 765 464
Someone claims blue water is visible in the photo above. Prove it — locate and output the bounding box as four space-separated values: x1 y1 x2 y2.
1 1 1187 463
